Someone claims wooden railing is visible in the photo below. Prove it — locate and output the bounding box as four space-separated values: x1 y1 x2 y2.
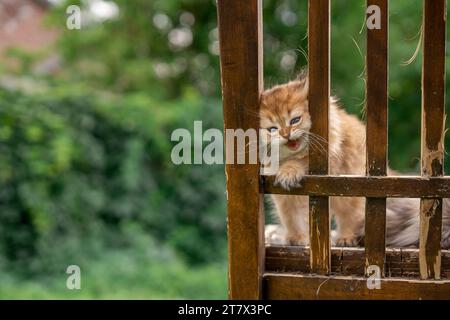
217 0 450 299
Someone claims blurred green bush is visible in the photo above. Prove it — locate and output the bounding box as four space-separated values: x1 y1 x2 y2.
0 86 226 275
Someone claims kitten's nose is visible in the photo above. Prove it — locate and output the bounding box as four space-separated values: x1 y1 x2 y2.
280 128 290 140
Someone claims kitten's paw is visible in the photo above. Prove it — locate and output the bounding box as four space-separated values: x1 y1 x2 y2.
285 234 309 246
334 234 359 247
265 224 286 245
274 166 303 190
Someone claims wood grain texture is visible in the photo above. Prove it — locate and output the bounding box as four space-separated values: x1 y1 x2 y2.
264 273 450 300
265 246 450 279
217 0 265 299
308 0 331 275
420 0 446 280
366 0 388 176
263 175 450 198
365 0 388 277
365 197 387 276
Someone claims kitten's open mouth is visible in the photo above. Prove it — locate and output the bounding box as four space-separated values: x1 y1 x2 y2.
286 139 301 151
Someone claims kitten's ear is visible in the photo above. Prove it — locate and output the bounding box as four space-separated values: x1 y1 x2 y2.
295 69 309 93
293 72 309 98
301 76 309 94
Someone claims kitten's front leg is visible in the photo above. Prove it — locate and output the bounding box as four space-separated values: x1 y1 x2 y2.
332 197 365 247
274 159 306 190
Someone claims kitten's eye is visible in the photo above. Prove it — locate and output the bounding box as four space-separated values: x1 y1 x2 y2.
290 116 302 125
267 127 278 133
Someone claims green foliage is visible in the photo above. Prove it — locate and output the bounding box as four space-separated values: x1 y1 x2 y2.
0 228 227 299
0 86 226 276
48 0 221 98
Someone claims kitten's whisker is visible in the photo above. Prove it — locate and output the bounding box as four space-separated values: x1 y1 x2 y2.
307 137 327 156
306 135 342 161
304 132 328 144
297 129 328 144
303 132 344 161
305 134 327 152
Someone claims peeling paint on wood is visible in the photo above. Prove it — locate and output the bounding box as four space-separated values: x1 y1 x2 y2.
265 246 450 279
308 0 331 276
365 0 388 278
264 273 450 300
419 0 446 280
217 0 265 299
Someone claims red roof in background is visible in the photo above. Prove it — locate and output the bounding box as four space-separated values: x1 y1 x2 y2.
0 0 58 53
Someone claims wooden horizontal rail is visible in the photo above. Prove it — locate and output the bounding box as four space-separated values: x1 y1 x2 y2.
262 175 450 198
264 273 450 300
266 246 450 279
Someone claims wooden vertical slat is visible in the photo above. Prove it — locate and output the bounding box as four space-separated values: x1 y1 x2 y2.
420 0 446 280
365 0 388 277
308 0 331 275
217 0 264 299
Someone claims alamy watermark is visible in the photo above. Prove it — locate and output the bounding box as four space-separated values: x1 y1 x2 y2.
66 5 81 30
366 265 381 290
66 265 81 290
171 121 280 174
366 5 382 30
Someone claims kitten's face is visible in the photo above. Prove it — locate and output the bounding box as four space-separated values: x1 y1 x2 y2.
260 79 311 160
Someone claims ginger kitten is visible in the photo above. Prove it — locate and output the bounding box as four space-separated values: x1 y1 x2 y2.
261 73 450 249
260 73 366 246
